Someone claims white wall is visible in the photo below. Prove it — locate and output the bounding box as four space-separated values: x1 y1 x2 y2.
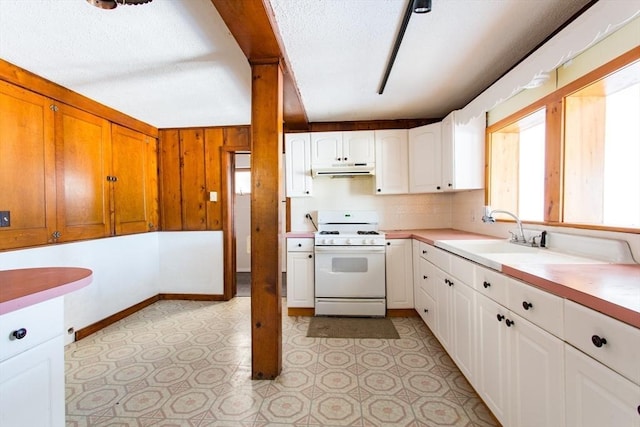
0 231 224 344
290 177 453 231
235 194 251 272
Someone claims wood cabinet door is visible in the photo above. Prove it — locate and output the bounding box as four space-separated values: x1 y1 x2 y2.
408 123 442 193
0 81 56 249
55 103 111 242
112 124 154 235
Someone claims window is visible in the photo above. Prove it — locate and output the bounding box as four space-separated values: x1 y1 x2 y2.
487 52 640 231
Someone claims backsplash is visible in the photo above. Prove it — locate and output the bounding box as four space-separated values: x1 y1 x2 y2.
289 177 453 231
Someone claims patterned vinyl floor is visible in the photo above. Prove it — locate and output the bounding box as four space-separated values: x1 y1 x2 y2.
65 298 499 426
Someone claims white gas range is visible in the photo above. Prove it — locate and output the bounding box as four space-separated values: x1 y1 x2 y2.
313 211 387 317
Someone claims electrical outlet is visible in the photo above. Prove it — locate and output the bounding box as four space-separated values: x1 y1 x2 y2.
0 211 9 227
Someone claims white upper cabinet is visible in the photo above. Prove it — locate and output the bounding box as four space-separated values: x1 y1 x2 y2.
311 130 375 167
408 122 442 193
441 110 485 191
374 129 408 194
285 133 312 197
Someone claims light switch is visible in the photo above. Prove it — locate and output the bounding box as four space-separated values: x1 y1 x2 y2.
0 211 9 227
209 192 218 202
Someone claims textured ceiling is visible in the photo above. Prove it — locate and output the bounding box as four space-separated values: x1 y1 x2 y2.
0 0 593 128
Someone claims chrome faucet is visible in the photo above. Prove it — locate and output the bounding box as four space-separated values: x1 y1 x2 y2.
482 206 527 244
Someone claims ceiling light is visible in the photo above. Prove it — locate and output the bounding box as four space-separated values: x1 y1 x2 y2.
86 0 153 10
413 0 432 14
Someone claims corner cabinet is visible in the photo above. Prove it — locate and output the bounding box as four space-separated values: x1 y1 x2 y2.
385 239 413 308
440 110 485 191
286 238 315 308
0 298 65 427
285 133 312 197
374 129 408 194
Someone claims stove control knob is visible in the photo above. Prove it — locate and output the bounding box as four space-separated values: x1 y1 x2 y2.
362 239 368 245
330 239 335 245
346 239 352 245
369 239 376 245
322 239 328 245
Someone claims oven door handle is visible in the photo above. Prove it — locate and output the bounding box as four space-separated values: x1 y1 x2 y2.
314 246 386 254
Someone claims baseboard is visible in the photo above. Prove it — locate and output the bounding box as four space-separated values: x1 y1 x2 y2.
74 293 226 341
387 308 419 317
288 307 315 316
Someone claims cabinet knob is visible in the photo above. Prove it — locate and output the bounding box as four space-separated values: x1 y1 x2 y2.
308 254 312 259
297 243 302 247
447 183 452 187
344 157 348 161
436 186 441 190
377 189 381 192
505 319 515 327
423 308 429 313
336 157 341 161
522 301 533 310
305 191 310 194
496 314 505 322
423 275 428 280
483 281 491 288
387 242 391 245
591 335 607 348
11 328 27 340
422 250 427 254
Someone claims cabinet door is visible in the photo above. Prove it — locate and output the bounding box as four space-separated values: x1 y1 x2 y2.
385 239 413 309
433 266 452 350
286 251 315 308
343 130 375 164
476 293 510 426
450 112 485 191
375 129 408 194
565 344 640 427
509 312 565 427
112 124 154 235
55 103 112 242
285 133 312 197
408 122 442 193
311 132 342 165
0 335 64 427
441 112 455 190
451 281 476 383
0 81 56 249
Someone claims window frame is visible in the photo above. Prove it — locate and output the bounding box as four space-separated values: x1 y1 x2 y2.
485 46 640 234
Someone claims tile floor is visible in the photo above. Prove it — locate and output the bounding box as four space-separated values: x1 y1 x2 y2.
65 298 499 426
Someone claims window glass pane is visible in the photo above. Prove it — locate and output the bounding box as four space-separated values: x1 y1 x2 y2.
564 61 640 228
235 170 251 195
489 109 545 222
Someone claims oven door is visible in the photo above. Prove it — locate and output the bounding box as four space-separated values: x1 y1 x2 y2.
314 245 386 298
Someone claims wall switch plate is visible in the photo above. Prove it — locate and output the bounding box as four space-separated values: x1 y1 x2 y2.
0 211 10 227
209 192 218 202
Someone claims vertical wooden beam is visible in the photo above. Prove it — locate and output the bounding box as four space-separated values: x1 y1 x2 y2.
545 100 563 223
250 60 283 380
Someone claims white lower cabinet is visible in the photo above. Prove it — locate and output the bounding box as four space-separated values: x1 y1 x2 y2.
385 239 414 309
565 344 640 427
0 297 65 427
286 238 315 308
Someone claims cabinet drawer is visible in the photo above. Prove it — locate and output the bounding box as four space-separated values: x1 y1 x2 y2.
415 286 436 332
418 242 450 272
287 238 314 252
507 278 564 338
418 258 436 297
564 300 640 384
474 265 508 306
450 254 474 285
0 297 63 362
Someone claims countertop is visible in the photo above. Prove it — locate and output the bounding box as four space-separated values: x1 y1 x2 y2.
0 267 93 315
286 228 640 328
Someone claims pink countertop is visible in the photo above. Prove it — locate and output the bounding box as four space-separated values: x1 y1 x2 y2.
288 228 639 328
0 267 93 315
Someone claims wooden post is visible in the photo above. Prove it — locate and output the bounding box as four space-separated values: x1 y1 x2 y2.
250 60 283 379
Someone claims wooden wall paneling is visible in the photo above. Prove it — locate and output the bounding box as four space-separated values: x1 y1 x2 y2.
250 62 283 380
221 147 236 300
54 103 112 242
489 131 519 213
204 128 224 230
0 81 56 249
545 100 563 223
158 129 182 230
300 118 440 133
111 124 151 235
0 59 158 138
223 125 251 150
179 129 207 230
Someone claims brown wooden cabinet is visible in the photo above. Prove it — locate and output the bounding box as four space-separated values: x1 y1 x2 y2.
0 81 56 249
0 81 159 250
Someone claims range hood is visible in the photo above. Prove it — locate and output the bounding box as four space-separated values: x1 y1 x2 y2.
312 163 375 177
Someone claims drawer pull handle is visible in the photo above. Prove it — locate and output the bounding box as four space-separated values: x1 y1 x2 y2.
11 328 27 340
522 301 533 310
496 314 505 322
423 275 428 280
505 319 515 327
483 281 491 288
591 335 607 348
